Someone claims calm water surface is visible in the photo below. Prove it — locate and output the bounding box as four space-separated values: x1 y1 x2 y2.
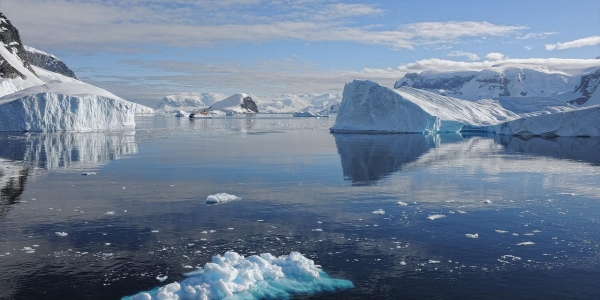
1 114 600 299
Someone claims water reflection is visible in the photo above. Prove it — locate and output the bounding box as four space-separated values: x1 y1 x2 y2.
333 133 438 186
0 132 138 171
0 132 139 219
497 135 600 166
334 133 600 186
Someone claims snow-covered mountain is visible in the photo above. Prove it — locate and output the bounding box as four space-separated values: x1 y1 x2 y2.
395 67 580 101
155 92 227 112
211 93 259 113
0 12 152 131
331 80 599 137
25 45 78 79
553 69 600 106
154 92 341 114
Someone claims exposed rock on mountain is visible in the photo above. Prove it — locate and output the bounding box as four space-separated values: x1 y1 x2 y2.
25 46 78 79
0 12 37 79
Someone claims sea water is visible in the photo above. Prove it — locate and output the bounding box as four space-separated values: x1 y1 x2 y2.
0 114 600 299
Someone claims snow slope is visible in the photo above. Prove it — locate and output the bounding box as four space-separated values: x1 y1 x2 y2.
154 92 227 112
332 80 600 136
210 93 259 113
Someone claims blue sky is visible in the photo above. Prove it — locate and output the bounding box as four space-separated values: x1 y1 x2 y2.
4 0 600 106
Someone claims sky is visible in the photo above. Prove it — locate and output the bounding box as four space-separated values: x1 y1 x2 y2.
3 0 600 107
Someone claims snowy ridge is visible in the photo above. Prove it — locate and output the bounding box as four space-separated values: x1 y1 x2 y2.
332 80 600 136
210 93 258 113
396 67 580 101
154 92 341 114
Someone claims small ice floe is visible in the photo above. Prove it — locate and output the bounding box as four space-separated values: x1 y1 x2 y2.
105 211 115 215
558 192 576 196
372 209 385 215
428 260 441 264
427 214 445 220
312 229 323 232
156 275 168 282
399 261 407 266
495 230 508 234
151 230 159 233
482 199 492 204
465 233 479 239
227 228 234 230
396 201 408 206
317 221 322 224
257 220 264 222
81 172 96 176
533 230 542 233
457 210 467 214
22 247 35 254
205 193 242 204
501 255 522 261
125 251 354 300
55 232 68 237
105 243 111 246
512 233 519 236
517 241 535 246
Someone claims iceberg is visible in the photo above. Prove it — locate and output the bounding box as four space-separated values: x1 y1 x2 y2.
123 251 353 300
0 13 152 131
205 193 241 204
331 80 600 137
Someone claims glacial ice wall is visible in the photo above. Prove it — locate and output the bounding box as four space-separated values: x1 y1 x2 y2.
0 93 137 132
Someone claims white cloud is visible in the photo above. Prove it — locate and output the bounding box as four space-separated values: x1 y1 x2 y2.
485 52 505 61
3 0 527 53
546 36 600 50
516 32 558 40
524 45 532 50
447 51 480 61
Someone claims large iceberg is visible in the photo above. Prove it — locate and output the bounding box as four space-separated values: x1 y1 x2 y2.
0 12 152 131
331 80 600 137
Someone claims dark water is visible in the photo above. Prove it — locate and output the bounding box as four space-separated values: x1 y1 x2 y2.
1 114 600 299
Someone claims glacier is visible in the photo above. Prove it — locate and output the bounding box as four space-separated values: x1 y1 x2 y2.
331 80 600 137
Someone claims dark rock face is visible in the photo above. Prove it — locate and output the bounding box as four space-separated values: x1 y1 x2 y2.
0 13 37 79
26 47 78 79
241 96 258 113
394 72 475 92
568 69 600 105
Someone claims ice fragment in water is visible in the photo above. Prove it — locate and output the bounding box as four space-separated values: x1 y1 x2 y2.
156 275 168 282
205 193 241 204
427 214 445 220
396 201 408 206
517 241 535 246
55 232 68 237
482 199 492 204
495 230 508 234
81 172 96 176
372 209 385 215
124 251 354 300
465 233 479 239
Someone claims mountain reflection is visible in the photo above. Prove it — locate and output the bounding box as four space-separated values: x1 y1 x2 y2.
333 133 440 186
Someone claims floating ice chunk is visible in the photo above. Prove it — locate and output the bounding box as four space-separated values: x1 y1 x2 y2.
81 172 96 176
428 260 441 264
512 233 519 236
105 211 115 215
399 261 407 266
457 210 467 214
501 255 522 261
55 232 68 237
427 214 446 220
156 275 168 282
495 230 508 234
124 251 354 300
517 241 535 246
482 199 492 204
465 233 479 239
312 229 323 232
372 209 385 215
205 193 242 204
396 201 408 206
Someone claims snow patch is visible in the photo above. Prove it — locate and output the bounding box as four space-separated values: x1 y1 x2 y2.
427 214 446 220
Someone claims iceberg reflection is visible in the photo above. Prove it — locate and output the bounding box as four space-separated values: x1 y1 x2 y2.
333 133 440 186
0 132 138 171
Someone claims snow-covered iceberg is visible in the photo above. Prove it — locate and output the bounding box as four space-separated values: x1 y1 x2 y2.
331 80 600 137
0 13 152 131
330 80 518 134
123 251 353 300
